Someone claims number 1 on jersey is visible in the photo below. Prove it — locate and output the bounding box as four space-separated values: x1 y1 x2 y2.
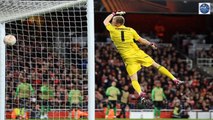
121 31 125 41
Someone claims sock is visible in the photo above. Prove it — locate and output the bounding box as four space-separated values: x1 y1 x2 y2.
113 107 117 116
154 107 157 117
157 108 161 117
105 106 110 115
41 105 45 115
158 66 175 80
131 80 142 94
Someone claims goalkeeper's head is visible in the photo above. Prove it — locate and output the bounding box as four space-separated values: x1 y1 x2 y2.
112 16 125 26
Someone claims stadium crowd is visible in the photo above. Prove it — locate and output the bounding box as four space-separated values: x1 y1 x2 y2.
5 33 213 116
5 33 88 111
196 46 213 58
95 42 213 111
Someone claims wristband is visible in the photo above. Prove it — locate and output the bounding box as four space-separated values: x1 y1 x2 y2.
149 42 154 46
112 12 116 16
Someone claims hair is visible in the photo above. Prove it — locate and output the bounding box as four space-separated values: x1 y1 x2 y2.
113 16 125 25
155 80 160 84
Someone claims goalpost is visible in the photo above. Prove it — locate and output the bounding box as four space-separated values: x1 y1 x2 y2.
0 0 94 119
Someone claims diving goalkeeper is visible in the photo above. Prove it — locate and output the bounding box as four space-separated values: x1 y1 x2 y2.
103 11 184 100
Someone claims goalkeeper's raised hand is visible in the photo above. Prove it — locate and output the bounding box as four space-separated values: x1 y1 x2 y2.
115 11 126 15
104 11 125 26
112 11 126 16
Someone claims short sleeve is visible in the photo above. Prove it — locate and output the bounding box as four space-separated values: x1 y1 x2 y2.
131 28 141 41
105 23 115 32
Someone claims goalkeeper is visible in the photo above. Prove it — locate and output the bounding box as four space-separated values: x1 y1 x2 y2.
105 81 120 119
15 77 34 119
103 11 184 100
151 80 167 118
39 79 54 119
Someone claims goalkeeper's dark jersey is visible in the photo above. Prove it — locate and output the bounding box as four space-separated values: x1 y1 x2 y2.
15 83 34 99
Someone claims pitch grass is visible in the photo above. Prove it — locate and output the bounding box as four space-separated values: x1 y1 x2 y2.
7 118 210 120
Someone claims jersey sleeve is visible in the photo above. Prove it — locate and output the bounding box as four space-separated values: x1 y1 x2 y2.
131 28 141 41
105 23 115 32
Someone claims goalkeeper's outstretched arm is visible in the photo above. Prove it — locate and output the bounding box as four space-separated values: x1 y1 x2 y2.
103 13 114 26
138 37 157 49
138 37 151 46
103 11 126 26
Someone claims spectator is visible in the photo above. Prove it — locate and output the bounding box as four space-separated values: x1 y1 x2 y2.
105 81 120 119
31 104 41 119
173 101 189 118
117 85 129 118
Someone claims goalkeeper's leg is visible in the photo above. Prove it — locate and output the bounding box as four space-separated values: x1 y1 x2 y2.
152 62 184 84
130 74 142 95
126 63 146 99
152 62 176 80
130 73 146 100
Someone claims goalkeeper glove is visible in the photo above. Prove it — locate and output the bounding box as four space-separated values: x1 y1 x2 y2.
112 11 126 16
174 79 185 85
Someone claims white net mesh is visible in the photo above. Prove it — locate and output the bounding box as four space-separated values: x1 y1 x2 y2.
0 0 86 23
4 0 88 119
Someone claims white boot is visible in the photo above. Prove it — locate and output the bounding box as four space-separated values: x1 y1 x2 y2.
40 115 44 119
44 113 48 119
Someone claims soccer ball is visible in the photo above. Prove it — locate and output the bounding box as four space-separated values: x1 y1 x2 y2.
4 35 16 46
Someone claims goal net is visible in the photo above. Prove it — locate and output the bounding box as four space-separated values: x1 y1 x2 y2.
0 0 94 119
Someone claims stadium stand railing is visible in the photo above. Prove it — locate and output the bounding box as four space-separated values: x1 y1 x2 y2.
197 58 213 67
180 58 193 69
129 109 213 119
